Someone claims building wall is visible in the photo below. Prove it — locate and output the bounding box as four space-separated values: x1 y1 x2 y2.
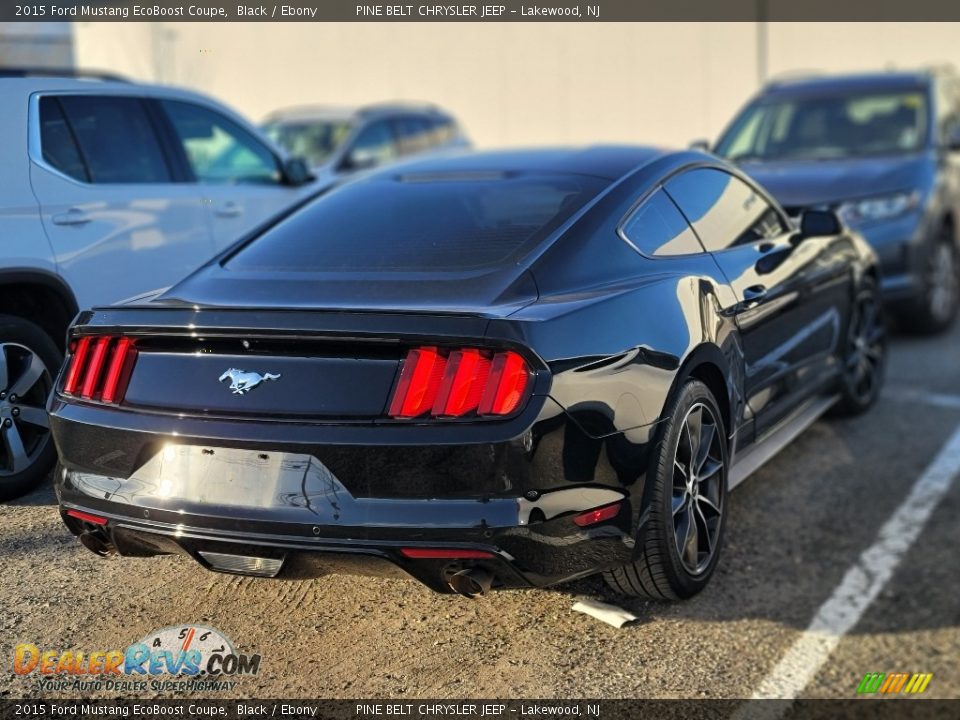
0 22 73 68
70 22 960 150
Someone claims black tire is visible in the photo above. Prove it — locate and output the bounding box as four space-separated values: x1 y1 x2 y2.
0 314 61 502
603 379 727 600
832 277 886 418
900 228 960 335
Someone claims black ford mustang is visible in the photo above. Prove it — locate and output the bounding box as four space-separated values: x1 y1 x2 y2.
50 147 885 599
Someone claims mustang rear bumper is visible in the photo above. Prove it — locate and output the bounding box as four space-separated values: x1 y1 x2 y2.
51 404 651 592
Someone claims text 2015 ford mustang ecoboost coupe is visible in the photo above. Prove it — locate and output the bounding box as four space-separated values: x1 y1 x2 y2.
49 147 885 599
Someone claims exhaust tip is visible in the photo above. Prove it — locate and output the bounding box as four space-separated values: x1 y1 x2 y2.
448 568 493 598
79 530 116 558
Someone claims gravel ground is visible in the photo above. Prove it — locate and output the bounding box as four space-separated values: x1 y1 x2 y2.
1 323 958 700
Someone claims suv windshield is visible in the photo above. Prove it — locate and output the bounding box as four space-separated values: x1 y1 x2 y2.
227 172 606 272
263 119 354 167
716 90 929 161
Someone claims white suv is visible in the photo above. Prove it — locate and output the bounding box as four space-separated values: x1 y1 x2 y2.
0 72 317 500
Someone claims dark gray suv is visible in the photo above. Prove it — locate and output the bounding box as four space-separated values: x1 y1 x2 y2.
711 69 960 333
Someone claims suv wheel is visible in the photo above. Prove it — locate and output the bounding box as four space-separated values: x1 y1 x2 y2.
0 315 61 501
906 228 960 334
603 379 727 600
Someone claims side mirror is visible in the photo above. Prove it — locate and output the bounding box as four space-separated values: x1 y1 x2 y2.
799 209 842 238
282 157 313 186
339 149 379 173
689 139 710 151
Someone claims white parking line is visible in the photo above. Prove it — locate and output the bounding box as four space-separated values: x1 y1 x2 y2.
883 387 960 410
747 424 960 703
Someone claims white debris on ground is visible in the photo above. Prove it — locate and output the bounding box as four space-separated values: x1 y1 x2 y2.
572 599 639 628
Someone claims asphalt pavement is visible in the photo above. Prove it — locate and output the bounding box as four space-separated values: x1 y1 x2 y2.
1 320 958 701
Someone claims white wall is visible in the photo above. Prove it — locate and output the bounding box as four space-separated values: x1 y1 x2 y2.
0 22 73 68
70 22 960 150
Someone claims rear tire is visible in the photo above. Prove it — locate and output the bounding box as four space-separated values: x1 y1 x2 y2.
0 314 61 502
832 277 886 418
900 228 960 334
603 379 727 600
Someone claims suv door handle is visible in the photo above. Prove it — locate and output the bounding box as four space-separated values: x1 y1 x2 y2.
214 202 242 218
52 208 91 226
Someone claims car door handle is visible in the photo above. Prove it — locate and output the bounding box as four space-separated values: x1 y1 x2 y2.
215 202 243 218
52 208 91 226
743 284 768 304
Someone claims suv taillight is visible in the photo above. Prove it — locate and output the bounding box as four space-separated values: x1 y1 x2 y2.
62 336 137 404
388 347 531 419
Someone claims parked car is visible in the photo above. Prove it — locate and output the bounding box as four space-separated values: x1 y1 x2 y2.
50 147 885 599
0 70 317 500
706 69 960 333
262 102 470 183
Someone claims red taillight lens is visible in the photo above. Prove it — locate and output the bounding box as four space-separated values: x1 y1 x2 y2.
389 346 531 420
62 335 137 404
479 351 530 416
66 508 108 526
573 502 622 527
399 548 494 559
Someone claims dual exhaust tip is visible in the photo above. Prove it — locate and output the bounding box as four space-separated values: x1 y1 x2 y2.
447 568 494 598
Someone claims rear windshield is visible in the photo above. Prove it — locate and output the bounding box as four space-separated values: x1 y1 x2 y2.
226 172 606 272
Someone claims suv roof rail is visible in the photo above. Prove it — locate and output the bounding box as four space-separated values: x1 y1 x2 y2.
358 100 442 116
763 70 824 89
0 68 129 82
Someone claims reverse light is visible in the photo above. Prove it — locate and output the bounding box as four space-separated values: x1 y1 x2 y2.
389 347 531 419
62 335 138 404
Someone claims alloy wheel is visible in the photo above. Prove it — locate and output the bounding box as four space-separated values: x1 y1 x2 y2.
671 402 724 575
845 292 885 404
0 343 52 477
926 240 960 324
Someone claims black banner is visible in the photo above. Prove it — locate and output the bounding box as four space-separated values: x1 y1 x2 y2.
6 0 960 22
1 700 959 720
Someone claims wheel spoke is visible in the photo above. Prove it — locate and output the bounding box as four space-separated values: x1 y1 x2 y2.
695 421 716 472
2 423 29 473
0 346 8 392
9 353 45 398
672 494 687 517
686 406 702 465
694 501 712 555
17 405 49 429
697 493 721 516
682 506 699 569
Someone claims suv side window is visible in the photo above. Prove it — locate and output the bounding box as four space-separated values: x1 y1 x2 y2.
48 95 171 184
395 115 434 155
345 119 397 168
665 167 786 252
621 189 703 257
160 99 281 185
38 97 88 182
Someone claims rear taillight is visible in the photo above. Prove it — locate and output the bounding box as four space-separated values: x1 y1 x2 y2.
62 336 138 405
389 347 532 419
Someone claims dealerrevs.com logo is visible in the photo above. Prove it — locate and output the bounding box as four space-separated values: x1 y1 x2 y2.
857 672 933 695
14 625 261 693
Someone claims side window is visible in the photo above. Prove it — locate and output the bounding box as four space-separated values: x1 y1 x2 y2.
665 168 786 252
395 116 433 155
38 97 88 182
345 120 397 168
430 117 457 145
53 95 171 184
160 100 281 185
621 189 703 257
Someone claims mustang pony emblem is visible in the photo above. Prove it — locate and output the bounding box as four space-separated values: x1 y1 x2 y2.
218 368 281 395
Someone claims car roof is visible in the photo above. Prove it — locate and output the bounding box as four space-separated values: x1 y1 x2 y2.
0 75 236 105
760 70 933 98
367 146 669 182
